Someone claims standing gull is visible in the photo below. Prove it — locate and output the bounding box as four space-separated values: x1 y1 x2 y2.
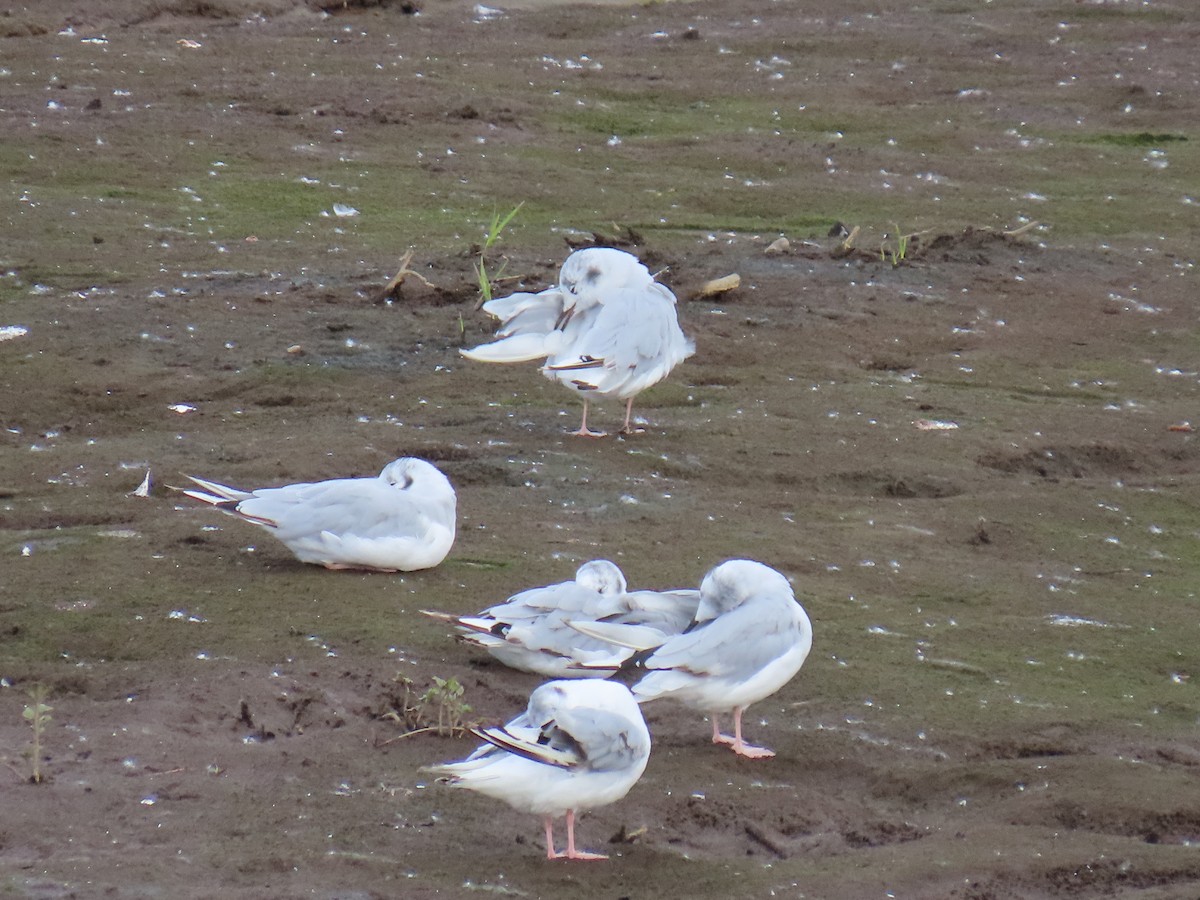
574 559 812 758
461 247 694 437
425 679 651 861
175 457 456 572
422 560 700 678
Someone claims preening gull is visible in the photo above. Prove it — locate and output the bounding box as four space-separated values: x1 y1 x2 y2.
175 457 456 572
461 247 694 437
423 560 699 678
425 679 651 861
574 559 812 759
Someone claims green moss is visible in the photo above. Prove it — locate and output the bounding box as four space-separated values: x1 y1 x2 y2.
203 174 337 237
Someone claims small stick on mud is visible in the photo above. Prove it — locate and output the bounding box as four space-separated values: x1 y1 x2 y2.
377 726 443 745
1002 220 1040 237
922 657 989 677
373 248 436 303
830 224 861 259
608 823 648 844
745 821 790 858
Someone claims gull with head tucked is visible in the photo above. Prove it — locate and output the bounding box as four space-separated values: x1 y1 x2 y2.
422 559 700 678
425 679 651 861
423 560 629 678
175 457 456 572
461 247 694 437
573 559 812 759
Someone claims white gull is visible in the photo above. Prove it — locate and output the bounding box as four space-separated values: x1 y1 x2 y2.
574 559 812 758
425 679 650 860
423 560 699 677
176 457 456 572
461 247 694 437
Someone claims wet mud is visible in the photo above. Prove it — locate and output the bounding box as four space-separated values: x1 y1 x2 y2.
2 0 1199 897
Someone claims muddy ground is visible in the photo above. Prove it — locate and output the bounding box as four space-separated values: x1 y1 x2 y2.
2 0 1199 897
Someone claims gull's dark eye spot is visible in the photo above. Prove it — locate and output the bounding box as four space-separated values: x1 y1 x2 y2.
584 266 602 284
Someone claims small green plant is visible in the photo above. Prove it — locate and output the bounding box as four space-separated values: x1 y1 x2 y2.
421 676 471 736
473 201 524 307
880 224 929 267
380 674 473 742
880 223 906 266
23 683 52 784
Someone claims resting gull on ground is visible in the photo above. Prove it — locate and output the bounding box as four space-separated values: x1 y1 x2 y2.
175 457 456 572
423 560 699 678
425 679 651 861
461 246 694 437
573 559 812 758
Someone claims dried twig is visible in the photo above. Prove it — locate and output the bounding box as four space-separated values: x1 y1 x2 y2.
745 821 790 858
374 248 436 302
1002 220 1041 237
829 224 862 259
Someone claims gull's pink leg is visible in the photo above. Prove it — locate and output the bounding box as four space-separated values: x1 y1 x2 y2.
711 708 775 758
618 397 638 435
570 399 607 438
711 714 730 745
563 809 607 861
544 815 560 860
729 706 775 759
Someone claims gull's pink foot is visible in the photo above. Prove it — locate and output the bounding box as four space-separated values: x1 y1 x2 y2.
731 740 776 759
570 400 607 438
711 708 775 758
547 810 608 861
552 849 608 861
